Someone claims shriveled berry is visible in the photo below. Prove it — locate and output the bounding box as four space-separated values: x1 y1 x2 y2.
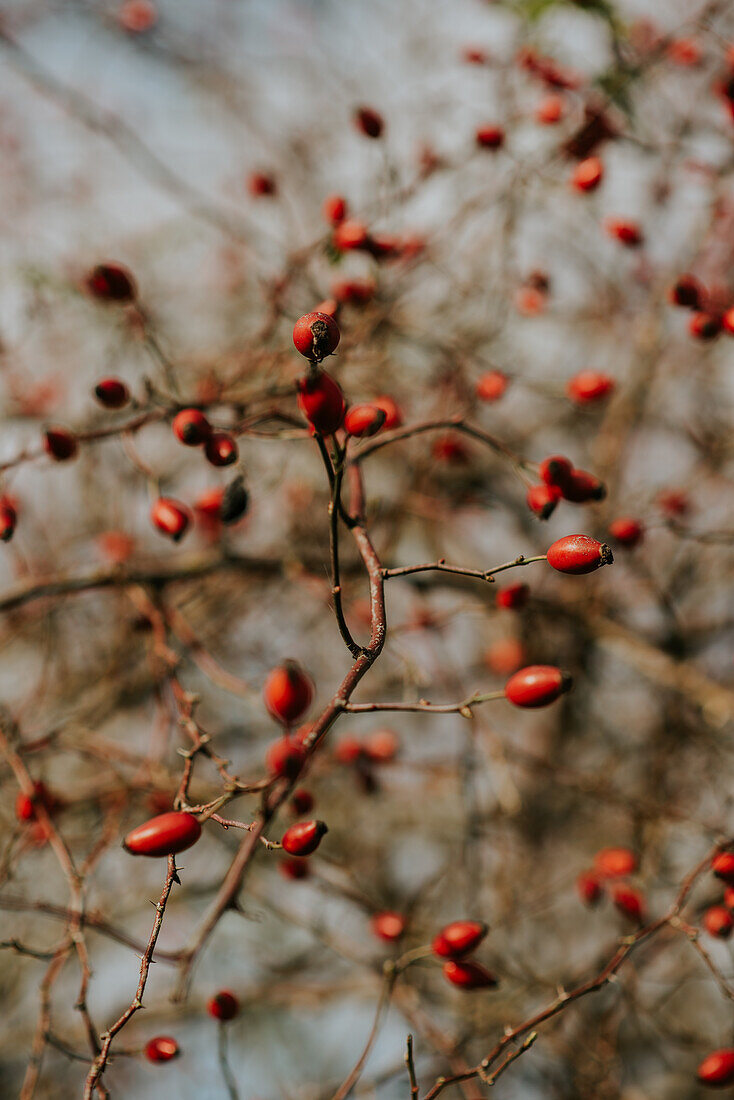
371 911 406 942
44 427 78 462
698 1049 734 1087
123 811 201 857
505 665 571 708
432 920 488 959
264 661 314 725
94 378 130 408
547 534 613 574
594 847 637 878
204 432 238 467
207 991 238 1021
151 498 191 542
281 819 328 857
609 517 643 547
442 960 498 989
145 1036 179 1063
293 312 341 361
344 404 386 438
495 583 529 611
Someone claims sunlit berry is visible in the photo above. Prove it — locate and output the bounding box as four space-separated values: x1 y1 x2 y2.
505 665 571 708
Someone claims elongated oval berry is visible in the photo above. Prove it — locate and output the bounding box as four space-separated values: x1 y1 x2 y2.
264 661 314 725
539 455 573 489
604 218 643 247
204 432 238 467
703 906 733 939
371 911 406 942
572 156 604 192
712 851 734 884
372 395 402 429
265 736 306 779
172 408 211 446
432 920 488 959
612 883 646 923
484 638 524 675
475 370 508 402
281 819 328 857
207 990 239 1021
123 811 201 857
526 483 561 520
476 125 504 149
609 517 643 547
219 476 249 525
505 665 571 708
698 1049 734 1087
354 106 384 138
344 404 386 438
289 788 314 816
495 583 529 611
560 469 606 503
293 313 341 361
94 377 130 408
322 194 347 225
442 960 498 990
85 262 137 302
44 427 78 462
151 498 191 542
0 499 17 542
16 781 55 823
566 371 615 404
547 534 613 575
577 870 604 906
145 1036 180 1063
297 371 346 434
594 847 637 878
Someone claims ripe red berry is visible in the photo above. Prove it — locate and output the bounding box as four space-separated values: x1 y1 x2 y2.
712 851 734 884
432 920 488 959
94 378 130 408
293 312 341 362
657 488 689 517
722 306 734 335
560 469 607 503
344 404 387 438
281 819 328 857
547 534 614 575
668 274 702 309
505 665 571 708
333 219 370 251
172 408 211 446
462 46 488 65
265 736 306 779
123 811 201 857
279 856 310 880
332 279 374 306
577 870 604 907
264 661 314 725
0 498 17 542
15 781 55 823
44 427 78 462
539 455 574 488
668 37 702 66
204 431 238 467
354 106 384 138
475 370 508 402
594 847 637 878
289 788 314 816
207 991 239 1021
117 0 158 34
495 583 529 611
297 371 346 435
475 125 505 149
724 886 734 910
608 517 643 547
334 736 363 765
372 395 403 429
566 371 615 404
85 262 137 302
362 729 399 764
604 218 643 247
572 156 604 192
697 1049 734 1087
442 960 498 990
370 911 406 942
484 637 525 675
151 498 191 542
612 883 646 923
688 312 721 340
247 172 276 197
703 905 734 939
536 94 565 124
322 194 347 225
145 1036 180 1063
526 483 561 520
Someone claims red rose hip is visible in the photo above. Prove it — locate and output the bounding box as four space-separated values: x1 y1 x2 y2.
593 847 637 878
293 312 341 361
94 377 130 408
344 404 387 438
609 517 643 547
526 483 561 520
297 371 346 434
264 661 314 725
505 665 572 708
151 498 191 542
145 1036 180 1063
204 432 238 467
172 408 211 446
703 906 734 939
546 534 613 574
432 920 488 959
207 991 239 1021
44 428 78 462
123 811 202 857
370 911 406 942
281 819 328 857
698 1049 734 1087
442 960 498 990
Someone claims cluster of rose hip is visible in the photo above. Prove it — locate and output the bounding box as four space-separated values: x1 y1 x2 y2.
378 916 496 992
692 854 734 1088
139 990 241 1067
